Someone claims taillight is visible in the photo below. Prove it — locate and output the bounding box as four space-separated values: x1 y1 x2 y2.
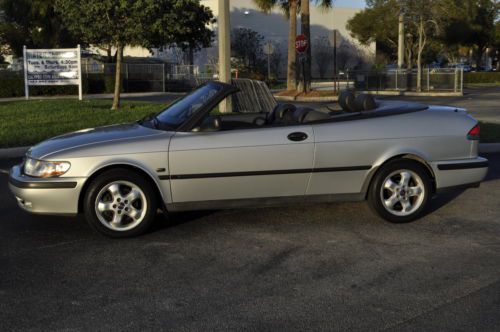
467 124 480 140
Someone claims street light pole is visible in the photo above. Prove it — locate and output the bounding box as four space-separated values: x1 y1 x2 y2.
397 9 405 69
218 0 232 112
333 29 337 91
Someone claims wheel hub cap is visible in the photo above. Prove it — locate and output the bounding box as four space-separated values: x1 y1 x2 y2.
380 169 425 217
94 181 147 231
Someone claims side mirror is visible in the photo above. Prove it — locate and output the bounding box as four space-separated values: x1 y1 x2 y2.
193 116 221 132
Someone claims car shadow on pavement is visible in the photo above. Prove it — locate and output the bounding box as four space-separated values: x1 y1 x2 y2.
427 190 465 215
149 210 216 233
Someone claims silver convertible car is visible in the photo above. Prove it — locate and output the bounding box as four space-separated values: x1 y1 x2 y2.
9 80 488 237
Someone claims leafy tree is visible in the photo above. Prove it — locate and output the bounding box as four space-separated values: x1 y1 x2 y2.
231 28 265 70
347 0 399 63
494 21 500 70
253 0 299 90
0 0 81 57
438 0 497 67
349 0 498 71
403 0 439 92
167 1 215 66
55 0 214 110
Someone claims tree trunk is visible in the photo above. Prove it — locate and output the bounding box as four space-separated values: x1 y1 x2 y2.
188 46 195 75
287 0 297 91
416 19 423 93
299 0 311 93
111 44 123 110
188 47 194 66
106 45 112 63
475 47 484 69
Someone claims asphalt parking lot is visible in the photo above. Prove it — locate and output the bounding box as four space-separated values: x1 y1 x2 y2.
1 154 499 331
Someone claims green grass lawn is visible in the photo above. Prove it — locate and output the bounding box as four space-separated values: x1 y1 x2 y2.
479 122 500 143
0 99 167 148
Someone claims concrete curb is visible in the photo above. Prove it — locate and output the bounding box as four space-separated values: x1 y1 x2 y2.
0 92 184 103
479 143 500 154
275 95 339 102
0 146 29 159
357 90 463 97
1 143 499 160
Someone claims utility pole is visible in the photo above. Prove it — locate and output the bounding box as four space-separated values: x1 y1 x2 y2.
218 0 232 112
397 8 405 69
333 29 337 91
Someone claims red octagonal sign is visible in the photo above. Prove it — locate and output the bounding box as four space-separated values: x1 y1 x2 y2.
295 34 308 54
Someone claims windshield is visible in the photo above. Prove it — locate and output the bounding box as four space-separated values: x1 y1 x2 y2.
155 83 223 129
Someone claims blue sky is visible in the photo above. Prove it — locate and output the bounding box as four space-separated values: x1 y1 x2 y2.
335 0 365 8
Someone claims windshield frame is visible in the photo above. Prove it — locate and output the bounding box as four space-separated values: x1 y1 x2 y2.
144 81 238 132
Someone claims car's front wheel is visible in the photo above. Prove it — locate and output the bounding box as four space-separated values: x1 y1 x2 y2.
368 160 432 223
83 169 158 237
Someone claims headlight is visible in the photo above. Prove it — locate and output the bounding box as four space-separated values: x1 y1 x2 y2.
23 157 71 178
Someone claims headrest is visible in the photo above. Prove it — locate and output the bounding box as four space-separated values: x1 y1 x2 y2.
339 90 356 112
354 94 377 112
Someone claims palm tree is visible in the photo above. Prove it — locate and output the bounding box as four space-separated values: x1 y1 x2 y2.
299 0 333 92
254 0 299 91
254 0 333 92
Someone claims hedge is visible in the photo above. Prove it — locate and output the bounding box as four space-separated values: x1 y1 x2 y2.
0 74 135 98
464 72 500 84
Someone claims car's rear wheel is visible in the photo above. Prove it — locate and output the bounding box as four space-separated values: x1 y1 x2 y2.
83 169 158 237
368 160 432 223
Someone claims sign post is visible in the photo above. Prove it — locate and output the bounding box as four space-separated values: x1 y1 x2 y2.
23 46 83 100
263 42 275 82
77 45 83 100
329 29 342 92
295 34 309 93
23 46 29 100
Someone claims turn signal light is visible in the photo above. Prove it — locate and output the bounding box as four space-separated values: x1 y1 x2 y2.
467 124 480 140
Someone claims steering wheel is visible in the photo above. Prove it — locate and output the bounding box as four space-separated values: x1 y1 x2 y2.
253 116 267 126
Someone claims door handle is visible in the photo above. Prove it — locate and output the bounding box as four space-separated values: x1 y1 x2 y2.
287 132 308 142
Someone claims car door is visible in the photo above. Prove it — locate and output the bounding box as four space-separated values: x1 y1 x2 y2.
168 125 315 204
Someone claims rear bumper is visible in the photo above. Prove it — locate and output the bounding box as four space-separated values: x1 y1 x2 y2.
8 165 85 215
432 157 488 190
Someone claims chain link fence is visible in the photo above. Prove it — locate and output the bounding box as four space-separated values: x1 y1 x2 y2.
0 62 217 97
348 68 463 93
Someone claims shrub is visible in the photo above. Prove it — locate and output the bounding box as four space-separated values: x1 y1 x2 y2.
0 76 25 97
464 72 500 84
0 74 110 98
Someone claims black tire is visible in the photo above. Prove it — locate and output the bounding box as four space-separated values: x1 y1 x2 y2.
83 168 158 238
368 159 432 223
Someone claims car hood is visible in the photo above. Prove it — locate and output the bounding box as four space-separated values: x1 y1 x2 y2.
28 123 169 159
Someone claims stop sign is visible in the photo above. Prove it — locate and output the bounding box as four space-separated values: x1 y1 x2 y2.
295 34 308 53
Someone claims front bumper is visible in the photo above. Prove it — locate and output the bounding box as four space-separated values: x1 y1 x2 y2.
432 157 489 190
8 165 86 215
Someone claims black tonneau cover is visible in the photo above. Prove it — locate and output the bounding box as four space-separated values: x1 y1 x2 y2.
327 100 428 123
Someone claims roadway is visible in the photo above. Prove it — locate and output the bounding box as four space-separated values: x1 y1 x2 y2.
1 154 499 330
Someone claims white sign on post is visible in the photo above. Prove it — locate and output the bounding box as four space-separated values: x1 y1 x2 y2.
23 45 83 100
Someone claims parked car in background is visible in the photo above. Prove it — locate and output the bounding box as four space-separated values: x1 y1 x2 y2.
9 80 488 237
449 63 472 72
